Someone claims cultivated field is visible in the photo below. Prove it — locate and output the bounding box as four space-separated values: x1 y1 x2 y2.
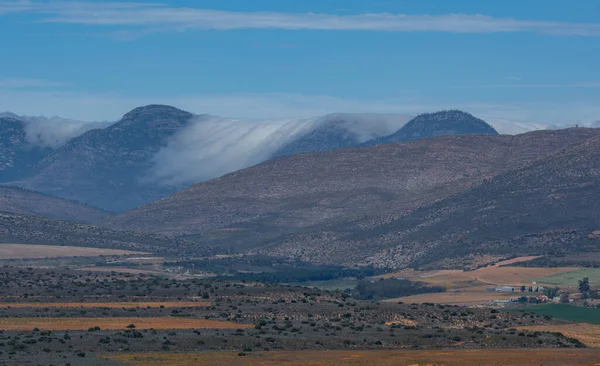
379 266 575 288
520 323 600 347
0 302 211 309
0 243 147 259
75 266 169 276
533 268 600 286
0 317 252 331
384 288 517 305
378 261 579 305
105 349 600 366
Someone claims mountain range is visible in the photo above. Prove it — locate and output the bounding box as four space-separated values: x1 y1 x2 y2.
0 107 491 212
3 104 599 271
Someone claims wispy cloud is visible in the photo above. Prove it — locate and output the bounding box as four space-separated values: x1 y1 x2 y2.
0 77 63 89
2 1 600 36
485 81 600 88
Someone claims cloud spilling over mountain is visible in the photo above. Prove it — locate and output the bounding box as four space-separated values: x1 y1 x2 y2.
0 112 111 149
149 113 412 186
23 116 112 148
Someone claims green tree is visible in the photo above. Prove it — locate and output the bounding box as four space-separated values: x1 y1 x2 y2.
579 277 591 294
544 287 560 298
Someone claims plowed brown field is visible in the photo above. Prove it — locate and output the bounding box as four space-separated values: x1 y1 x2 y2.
0 317 252 331
105 349 600 366
0 302 210 309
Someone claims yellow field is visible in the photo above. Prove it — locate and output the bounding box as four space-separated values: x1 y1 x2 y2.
386 267 576 288
384 289 517 305
0 302 210 309
0 244 147 259
105 349 600 366
520 323 600 347
0 317 252 331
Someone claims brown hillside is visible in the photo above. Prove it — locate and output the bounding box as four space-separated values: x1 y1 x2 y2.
0 186 109 224
109 128 600 240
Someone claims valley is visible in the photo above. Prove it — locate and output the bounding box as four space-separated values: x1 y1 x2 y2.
2 107 600 365
3 1 600 363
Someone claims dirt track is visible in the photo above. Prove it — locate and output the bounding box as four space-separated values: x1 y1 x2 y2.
0 244 146 259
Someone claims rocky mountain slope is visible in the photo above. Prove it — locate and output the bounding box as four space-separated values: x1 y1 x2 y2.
363 110 498 146
12 105 196 212
107 134 512 236
249 130 600 269
357 133 600 269
0 115 51 181
108 127 600 265
0 186 109 224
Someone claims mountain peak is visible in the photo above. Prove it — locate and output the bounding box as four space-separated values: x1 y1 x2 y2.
122 105 193 119
363 110 498 146
115 105 195 131
409 109 487 124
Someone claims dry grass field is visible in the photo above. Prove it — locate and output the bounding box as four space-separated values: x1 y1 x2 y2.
520 323 600 348
0 302 211 309
491 256 541 267
75 267 168 275
377 259 578 305
395 267 575 288
105 349 600 366
0 243 147 259
472 266 575 286
0 317 252 331
384 289 518 306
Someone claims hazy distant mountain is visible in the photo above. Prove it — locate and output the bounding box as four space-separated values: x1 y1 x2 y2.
108 127 600 268
272 113 412 158
363 110 498 146
13 105 196 212
0 186 109 224
0 115 51 181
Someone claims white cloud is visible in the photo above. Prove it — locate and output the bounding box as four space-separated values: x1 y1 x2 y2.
22 116 111 148
1 89 599 136
147 113 411 186
1 1 600 36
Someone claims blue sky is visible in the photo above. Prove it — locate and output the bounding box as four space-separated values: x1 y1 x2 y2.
1 0 599 130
